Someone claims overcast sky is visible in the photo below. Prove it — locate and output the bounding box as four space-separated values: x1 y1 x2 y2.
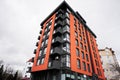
0 0 120 71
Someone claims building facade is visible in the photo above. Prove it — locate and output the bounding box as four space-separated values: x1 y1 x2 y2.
23 58 34 80
99 47 120 80
31 1 105 80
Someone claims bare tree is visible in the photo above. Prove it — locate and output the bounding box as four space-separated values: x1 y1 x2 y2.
109 63 120 80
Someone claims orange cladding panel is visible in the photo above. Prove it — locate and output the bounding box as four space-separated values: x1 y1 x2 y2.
32 14 56 72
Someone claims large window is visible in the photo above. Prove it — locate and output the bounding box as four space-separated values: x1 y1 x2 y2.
77 59 81 69
63 33 70 42
66 55 70 67
76 48 80 56
63 43 70 53
66 18 69 24
65 12 69 18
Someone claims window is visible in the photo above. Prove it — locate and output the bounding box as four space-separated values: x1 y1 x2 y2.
85 46 87 52
43 47 47 55
41 58 44 64
74 25 77 30
82 52 84 59
74 18 76 24
77 59 81 69
84 38 86 44
75 31 78 37
75 39 79 46
37 59 40 65
41 41 44 47
80 43 83 49
45 39 48 45
48 61 52 67
87 64 90 72
43 35 46 39
80 36 82 41
50 48 53 54
65 12 69 18
47 31 50 37
86 54 89 61
66 8 71 13
63 33 70 42
39 50 42 56
95 60 99 66
44 28 47 33
66 18 69 24
63 25 70 32
63 43 70 53
61 74 65 80
76 48 80 56
66 55 70 67
82 62 86 71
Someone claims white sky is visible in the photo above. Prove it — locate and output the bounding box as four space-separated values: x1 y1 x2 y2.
0 0 120 71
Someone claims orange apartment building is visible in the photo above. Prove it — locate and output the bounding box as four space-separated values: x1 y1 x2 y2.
31 1 105 80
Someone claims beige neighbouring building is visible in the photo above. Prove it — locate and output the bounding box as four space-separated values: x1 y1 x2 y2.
99 47 120 80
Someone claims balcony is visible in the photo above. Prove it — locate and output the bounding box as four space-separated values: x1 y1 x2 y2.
48 60 61 69
53 28 62 37
36 42 39 46
51 47 62 56
39 30 42 34
52 37 62 46
56 9 64 16
55 14 64 22
38 36 40 40
54 20 63 28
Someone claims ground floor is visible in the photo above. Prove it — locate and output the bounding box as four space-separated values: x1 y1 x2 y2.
31 69 99 80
